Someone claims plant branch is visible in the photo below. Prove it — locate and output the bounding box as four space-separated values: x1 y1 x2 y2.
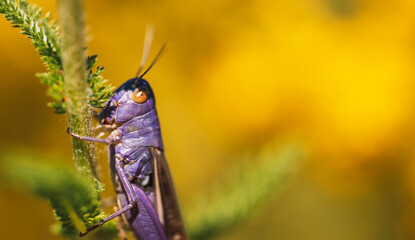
57 0 97 178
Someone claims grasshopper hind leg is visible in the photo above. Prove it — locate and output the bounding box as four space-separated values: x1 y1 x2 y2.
114 205 129 240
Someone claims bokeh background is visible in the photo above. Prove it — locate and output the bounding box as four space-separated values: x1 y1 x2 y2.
1 0 415 239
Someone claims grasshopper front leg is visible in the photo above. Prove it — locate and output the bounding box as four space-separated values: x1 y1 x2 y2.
67 127 118 144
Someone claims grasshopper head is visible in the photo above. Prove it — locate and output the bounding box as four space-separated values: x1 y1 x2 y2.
99 78 156 125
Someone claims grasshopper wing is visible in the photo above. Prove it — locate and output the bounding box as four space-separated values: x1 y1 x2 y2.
151 147 188 240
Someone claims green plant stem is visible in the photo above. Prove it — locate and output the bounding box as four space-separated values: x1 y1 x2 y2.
57 0 97 178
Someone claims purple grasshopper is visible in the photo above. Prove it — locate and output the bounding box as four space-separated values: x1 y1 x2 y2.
68 42 187 240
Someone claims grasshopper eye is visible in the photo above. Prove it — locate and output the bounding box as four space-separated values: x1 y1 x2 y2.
132 89 148 103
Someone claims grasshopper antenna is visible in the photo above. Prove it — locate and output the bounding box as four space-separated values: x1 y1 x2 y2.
137 42 167 80
136 24 154 78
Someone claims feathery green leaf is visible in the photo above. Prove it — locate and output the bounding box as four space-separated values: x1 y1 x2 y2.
185 144 302 240
1 152 118 239
0 0 114 113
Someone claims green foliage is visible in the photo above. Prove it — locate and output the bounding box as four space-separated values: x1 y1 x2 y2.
185 144 301 240
86 55 113 110
0 0 114 113
2 152 118 239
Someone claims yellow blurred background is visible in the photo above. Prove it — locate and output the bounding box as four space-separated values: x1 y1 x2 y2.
1 0 415 239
